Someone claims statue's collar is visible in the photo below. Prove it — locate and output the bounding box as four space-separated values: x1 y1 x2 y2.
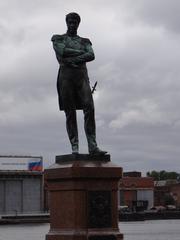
66 32 79 39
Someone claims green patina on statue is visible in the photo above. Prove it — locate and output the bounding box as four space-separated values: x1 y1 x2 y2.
51 12 107 155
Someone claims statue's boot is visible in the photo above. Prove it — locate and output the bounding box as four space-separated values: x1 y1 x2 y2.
71 139 79 154
87 135 107 155
89 147 108 156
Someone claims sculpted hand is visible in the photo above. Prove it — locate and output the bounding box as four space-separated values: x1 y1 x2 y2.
78 50 86 55
63 57 79 67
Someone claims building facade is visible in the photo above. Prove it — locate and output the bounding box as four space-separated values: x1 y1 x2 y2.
119 172 154 211
0 171 43 215
154 180 180 208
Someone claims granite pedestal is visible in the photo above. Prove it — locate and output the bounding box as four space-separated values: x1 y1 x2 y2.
44 154 123 240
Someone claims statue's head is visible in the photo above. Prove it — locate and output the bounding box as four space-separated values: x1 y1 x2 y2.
66 12 81 34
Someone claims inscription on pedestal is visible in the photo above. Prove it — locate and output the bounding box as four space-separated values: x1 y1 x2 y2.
88 191 112 228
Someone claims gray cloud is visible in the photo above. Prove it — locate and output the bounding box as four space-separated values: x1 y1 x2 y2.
0 0 180 174
132 0 180 34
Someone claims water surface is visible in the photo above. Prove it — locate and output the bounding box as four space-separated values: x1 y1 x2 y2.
0 220 180 240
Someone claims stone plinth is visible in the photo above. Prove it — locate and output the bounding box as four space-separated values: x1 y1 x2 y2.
44 154 123 240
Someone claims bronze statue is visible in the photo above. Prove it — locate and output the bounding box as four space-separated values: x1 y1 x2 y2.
51 12 107 155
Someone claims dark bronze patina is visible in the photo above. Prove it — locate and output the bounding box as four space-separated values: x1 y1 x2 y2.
88 191 112 228
52 12 107 155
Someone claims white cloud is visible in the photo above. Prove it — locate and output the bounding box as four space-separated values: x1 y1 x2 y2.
109 99 169 129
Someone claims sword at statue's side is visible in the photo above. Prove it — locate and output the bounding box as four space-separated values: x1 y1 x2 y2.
91 81 97 94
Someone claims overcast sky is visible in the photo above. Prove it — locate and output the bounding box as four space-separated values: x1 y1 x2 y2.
0 0 180 174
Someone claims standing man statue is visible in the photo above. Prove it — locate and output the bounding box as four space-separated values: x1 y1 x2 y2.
51 12 107 155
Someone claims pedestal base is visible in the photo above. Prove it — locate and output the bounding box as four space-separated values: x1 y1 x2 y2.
44 154 123 240
46 231 123 240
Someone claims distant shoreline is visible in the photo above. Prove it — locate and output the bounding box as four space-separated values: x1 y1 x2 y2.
119 210 180 221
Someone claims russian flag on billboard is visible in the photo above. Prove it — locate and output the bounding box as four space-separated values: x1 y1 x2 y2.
28 159 43 171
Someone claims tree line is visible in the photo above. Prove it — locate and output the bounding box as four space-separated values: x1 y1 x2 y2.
146 170 180 181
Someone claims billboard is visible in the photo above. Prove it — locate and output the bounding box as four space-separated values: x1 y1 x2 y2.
0 156 43 171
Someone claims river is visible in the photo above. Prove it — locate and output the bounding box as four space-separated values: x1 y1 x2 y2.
0 220 179 240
